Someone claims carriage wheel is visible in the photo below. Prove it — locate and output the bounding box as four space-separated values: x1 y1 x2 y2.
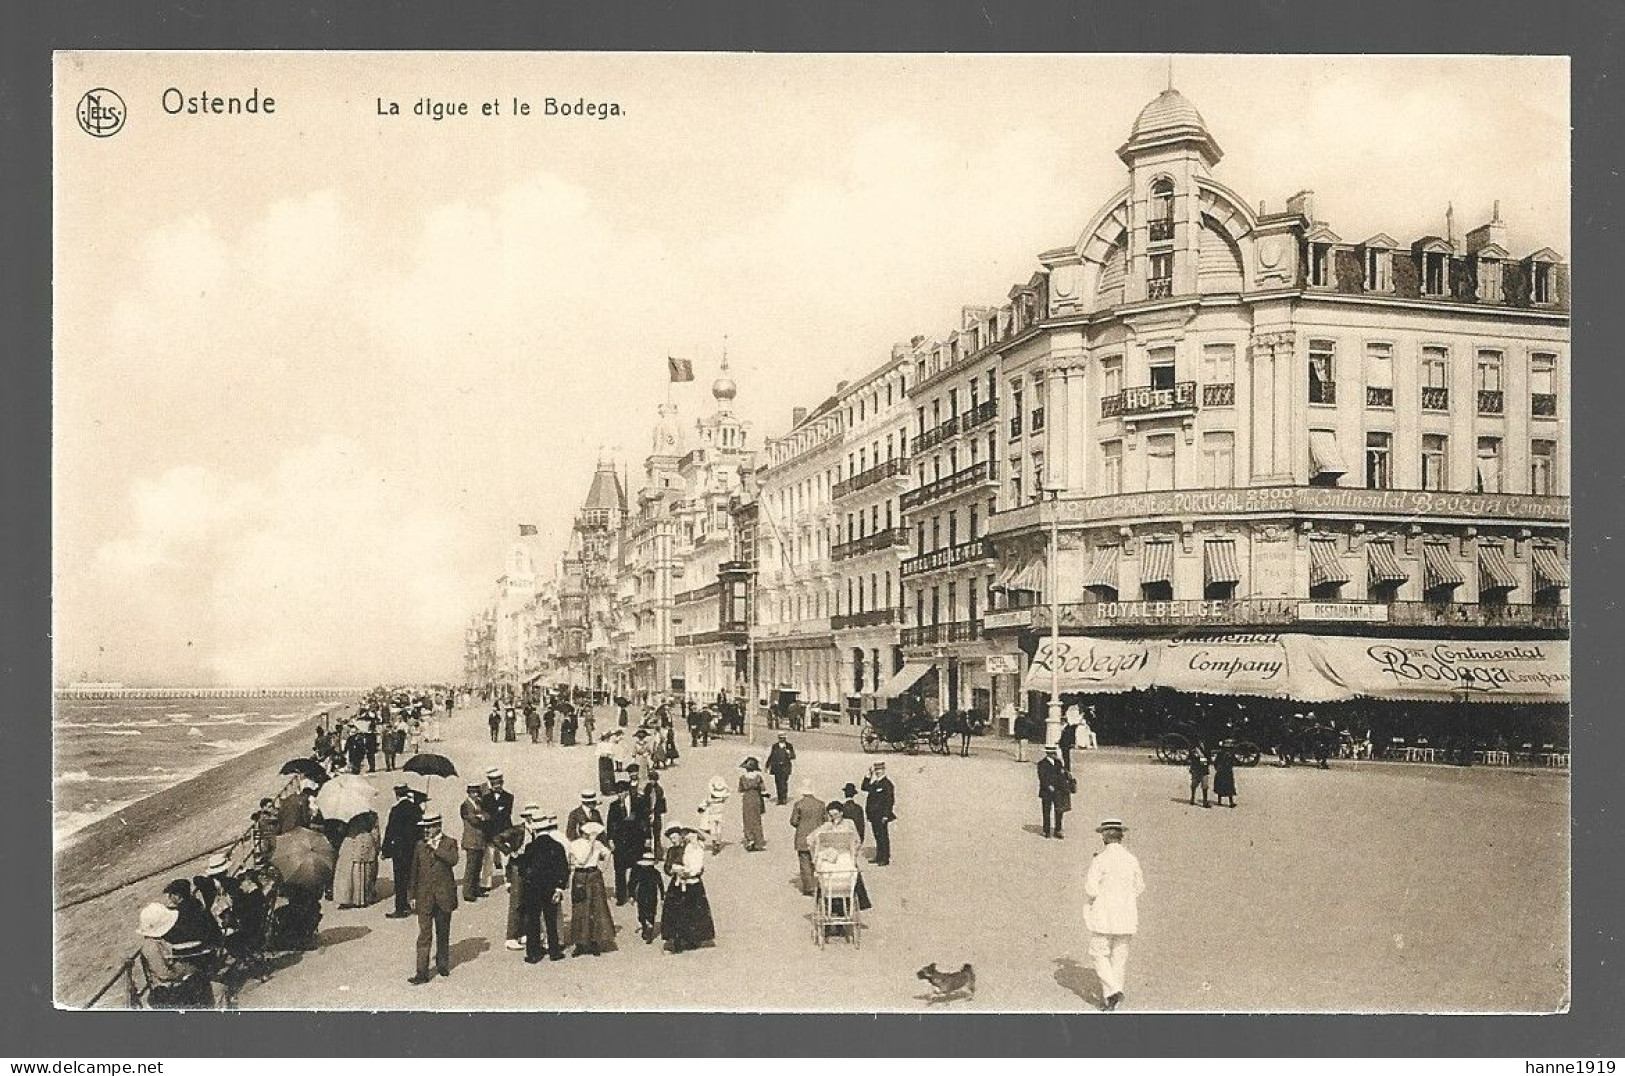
1157 732 1189 763
1234 741 1262 767
860 727 882 754
928 728 950 755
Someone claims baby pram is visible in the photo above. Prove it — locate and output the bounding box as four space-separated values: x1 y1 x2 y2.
809 830 862 948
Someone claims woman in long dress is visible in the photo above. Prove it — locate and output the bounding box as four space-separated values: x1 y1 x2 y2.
566 821 617 955
333 811 380 908
595 735 619 796
737 758 768 851
660 827 716 954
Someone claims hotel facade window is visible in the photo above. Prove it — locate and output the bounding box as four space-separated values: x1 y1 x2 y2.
1421 434 1448 491
1478 256 1502 301
1476 437 1504 494
1148 346 1176 390
1421 346 1449 410
1202 343 1235 406
1531 353 1558 416
1202 431 1235 487
1101 440 1124 495
1477 350 1504 414
1365 342 1394 408
1309 339 1336 404
1146 433 1176 491
1365 432 1393 490
1531 439 1558 495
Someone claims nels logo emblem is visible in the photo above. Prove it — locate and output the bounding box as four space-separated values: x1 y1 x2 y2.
76 88 126 138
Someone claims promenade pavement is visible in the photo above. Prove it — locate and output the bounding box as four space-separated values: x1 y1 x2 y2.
234 700 1568 1013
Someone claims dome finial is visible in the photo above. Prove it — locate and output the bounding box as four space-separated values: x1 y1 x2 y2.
713 335 738 405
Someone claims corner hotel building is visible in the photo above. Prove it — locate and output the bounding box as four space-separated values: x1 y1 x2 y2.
882 86 1568 736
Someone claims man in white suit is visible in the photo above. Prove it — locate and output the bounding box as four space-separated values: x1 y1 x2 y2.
1083 817 1144 1011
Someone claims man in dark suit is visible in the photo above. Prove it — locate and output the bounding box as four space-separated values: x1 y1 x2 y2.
839 783 866 844
861 761 897 866
1037 744 1073 838
566 790 604 841
766 734 797 805
633 773 667 853
381 783 423 918
517 815 571 963
482 768 516 873
407 813 459 984
459 783 490 901
606 780 646 905
276 779 316 834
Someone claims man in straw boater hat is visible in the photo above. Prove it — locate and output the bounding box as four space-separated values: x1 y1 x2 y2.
1036 743 1073 839
515 813 570 963
459 781 491 902
406 812 460 985
1082 817 1145 1012
566 789 604 841
860 759 897 866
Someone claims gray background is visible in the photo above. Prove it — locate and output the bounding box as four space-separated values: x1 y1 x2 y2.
3 0 1620 1056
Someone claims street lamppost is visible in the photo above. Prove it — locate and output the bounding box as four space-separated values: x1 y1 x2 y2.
1045 484 1063 749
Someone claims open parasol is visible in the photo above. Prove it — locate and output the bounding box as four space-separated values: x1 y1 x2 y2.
278 757 329 784
314 773 379 821
402 753 457 779
269 827 337 894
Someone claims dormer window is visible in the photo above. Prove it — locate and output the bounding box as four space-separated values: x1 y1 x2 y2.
1533 260 1554 304
1309 243 1331 287
1423 252 1448 296
1477 257 1502 301
1363 247 1390 291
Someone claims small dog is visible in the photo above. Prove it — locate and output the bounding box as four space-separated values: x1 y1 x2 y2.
916 962 976 1002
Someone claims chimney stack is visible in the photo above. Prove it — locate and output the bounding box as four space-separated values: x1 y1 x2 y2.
792 406 808 427
1286 190 1314 220
1465 201 1508 255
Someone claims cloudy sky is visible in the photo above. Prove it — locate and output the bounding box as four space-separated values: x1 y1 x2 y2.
53 53 1568 686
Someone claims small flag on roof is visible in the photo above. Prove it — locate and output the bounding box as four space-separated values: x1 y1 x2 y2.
667 356 694 383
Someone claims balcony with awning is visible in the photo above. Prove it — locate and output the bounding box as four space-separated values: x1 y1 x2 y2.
990 553 1046 595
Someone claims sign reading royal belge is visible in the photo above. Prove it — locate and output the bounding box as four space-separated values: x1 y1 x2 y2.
1024 634 1569 705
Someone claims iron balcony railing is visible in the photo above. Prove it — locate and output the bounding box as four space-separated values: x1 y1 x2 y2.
1421 385 1450 411
1478 389 1505 415
900 536 994 577
1531 393 1558 417
961 397 999 434
901 620 983 646
831 526 911 562
1147 277 1173 299
832 456 909 501
831 608 899 630
1203 382 1235 407
1101 381 1198 420
900 460 999 513
913 415 960 455
1366 386 1394 408
1031 406 1045 433
1309 379 1337 405
1148 218 1175 242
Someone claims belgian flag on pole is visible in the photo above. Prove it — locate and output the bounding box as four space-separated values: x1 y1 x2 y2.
667 356 694 382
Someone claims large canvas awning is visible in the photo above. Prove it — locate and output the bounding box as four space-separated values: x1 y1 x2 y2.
877 662 935 699
1532 545 1570 589
1082 545 1121 591
1422 542 1466 590
1478 544 1519 592
1022 633 1569 705
1309 539 1351 587
1367 540 1408 585
1141 540 1175 585
1309 430 1348 479
1203 540 1241 586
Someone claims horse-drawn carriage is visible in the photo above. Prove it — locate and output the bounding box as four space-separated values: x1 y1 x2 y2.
860 705 950 755
1153 712 1347 768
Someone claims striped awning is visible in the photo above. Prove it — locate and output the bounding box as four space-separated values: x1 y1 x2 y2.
1367 541 1409 585
1309 430 1348 478
1309 539 1350 587
1478 544 1519 592
1083 545 1121 591
1141 540 1174 585
1532 545 1570 589
1423 542 1465 590
1007 555 1047 593
877 663 935 699
1203 540 1241 586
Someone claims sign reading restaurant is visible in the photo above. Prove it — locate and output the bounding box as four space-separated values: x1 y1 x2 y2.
995 486 1570 530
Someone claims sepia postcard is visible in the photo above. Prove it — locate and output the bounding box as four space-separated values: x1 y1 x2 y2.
53 51 1571 1014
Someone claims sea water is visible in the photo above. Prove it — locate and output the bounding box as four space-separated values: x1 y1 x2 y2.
53 694 347 841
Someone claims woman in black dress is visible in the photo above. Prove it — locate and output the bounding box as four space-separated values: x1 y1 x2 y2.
1213 740 1239 808
660 827 715 953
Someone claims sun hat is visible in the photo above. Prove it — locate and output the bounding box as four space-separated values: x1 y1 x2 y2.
393 783 411 795
1095 817 1128 833
842 783 858 797
205 853 229 876
581 821 606 838
742 757 760 771
533 815 559 832
825 800 844 814
486 768 504 780
521 802 542 819
664 824 685 838
419 812 443 827
466 781 482 791
138 902 179 939
580 790 598 802
1045 744 1059 754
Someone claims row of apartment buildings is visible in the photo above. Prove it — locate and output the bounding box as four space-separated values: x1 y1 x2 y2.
467 85 1570 729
